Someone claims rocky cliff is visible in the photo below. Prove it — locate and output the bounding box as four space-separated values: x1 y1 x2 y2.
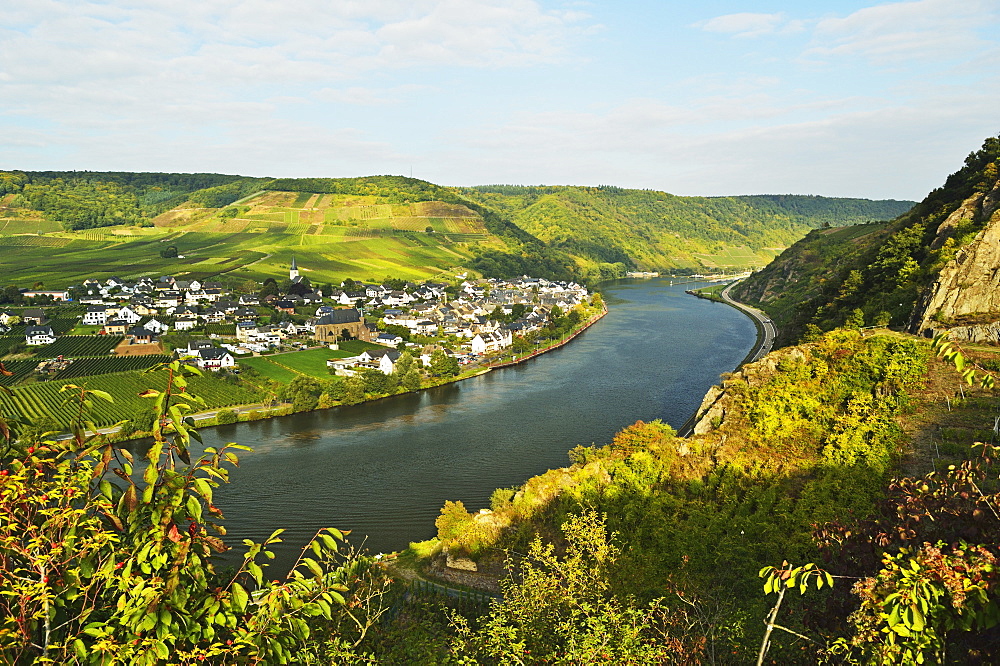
909 179 1000 340
731 135 1000 345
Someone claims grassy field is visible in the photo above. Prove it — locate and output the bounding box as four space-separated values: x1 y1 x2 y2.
239 342 382 382
0 189 498 286
238 357 301 383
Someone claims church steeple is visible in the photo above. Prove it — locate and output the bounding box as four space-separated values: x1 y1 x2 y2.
289 255 300 281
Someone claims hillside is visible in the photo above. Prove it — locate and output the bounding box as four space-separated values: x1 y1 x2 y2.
408 328 1000 662
462 185 913 273
733 134 1000 344
0 170 913 288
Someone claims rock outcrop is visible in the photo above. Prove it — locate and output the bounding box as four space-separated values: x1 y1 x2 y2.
910 180 1000 339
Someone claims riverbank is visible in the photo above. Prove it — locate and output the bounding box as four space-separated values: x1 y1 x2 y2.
80 301 609 443
485 302 607 369
675 280 777 437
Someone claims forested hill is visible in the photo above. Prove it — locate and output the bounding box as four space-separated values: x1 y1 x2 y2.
732 134 1000 345
0 171 269 229
461 185 913 274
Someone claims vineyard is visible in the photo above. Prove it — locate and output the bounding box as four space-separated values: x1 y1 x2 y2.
0 337 25 356
0 369 264 428
52 355 171 380
36 335 124 357
0 360 39 386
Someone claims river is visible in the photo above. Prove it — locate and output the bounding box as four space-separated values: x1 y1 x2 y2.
198 278 757 568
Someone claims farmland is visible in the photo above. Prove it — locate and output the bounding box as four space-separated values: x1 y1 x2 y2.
0 189 497 287
0 368 263 429
239 342 382 381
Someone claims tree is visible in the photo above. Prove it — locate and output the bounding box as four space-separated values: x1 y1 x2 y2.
401 368 422 392
1 285 23 305
260 281 280 298
159 245 179 259
450 511 706 663
394 352 416 377
342 375 366 405
429 350 459 377
846 308 866 330
285 375 324 412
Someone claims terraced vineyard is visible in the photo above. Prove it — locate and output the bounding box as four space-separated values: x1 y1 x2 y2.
37 335 124 357
0 337 26 356
0 360 40 386
51 355 171 380
0 369 264 428
0 185 493 285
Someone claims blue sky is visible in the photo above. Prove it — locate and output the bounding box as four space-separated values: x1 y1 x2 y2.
1 0 997 199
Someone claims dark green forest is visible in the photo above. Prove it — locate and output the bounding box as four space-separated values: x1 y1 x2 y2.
0 171 268 230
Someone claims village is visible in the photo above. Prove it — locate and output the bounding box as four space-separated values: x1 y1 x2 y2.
0 258 594 379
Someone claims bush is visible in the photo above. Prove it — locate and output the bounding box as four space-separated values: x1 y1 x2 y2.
216 408 238 425
0 365 388 662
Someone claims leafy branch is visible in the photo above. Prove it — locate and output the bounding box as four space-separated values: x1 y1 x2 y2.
932 333 997 390
757 562 833 665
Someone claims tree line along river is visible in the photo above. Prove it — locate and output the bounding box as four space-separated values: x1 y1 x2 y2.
178 278 758 570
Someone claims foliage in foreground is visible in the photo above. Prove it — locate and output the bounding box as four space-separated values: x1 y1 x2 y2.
0 361 389 664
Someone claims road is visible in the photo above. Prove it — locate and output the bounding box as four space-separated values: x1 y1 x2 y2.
719 280 776 363
675 281 777 437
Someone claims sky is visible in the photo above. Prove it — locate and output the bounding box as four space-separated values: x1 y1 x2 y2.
1 0 998 200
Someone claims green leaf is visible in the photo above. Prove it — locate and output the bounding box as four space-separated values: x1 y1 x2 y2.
187 494 203 522
192 477 213 504
303 557 323 578
290 617 310 641
232 582 250 613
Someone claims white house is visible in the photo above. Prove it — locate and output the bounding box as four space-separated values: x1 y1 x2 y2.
357 349 401 374
470 329 513 354
25 325 57 346
374 332 403 347
83 306 109 326
117 306 142 325
144 318 169 334
195 347 236 371
174 317 199 331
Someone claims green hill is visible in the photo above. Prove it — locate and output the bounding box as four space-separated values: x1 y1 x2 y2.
461 185 913 275
0 170 914 287
733 134 1000 344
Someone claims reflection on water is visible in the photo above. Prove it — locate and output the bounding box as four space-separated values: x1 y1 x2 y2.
192 278 756 570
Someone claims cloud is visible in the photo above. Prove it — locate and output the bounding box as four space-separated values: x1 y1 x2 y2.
695 12 803 38
436 77 1000 200
808 0 997 63
315 84 432 106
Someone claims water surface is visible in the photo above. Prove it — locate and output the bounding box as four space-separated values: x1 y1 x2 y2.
200 279 756 567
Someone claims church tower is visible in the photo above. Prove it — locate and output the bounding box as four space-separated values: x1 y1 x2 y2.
289 255 300 282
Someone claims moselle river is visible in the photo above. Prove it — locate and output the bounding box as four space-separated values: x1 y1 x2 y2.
190 278 756 569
